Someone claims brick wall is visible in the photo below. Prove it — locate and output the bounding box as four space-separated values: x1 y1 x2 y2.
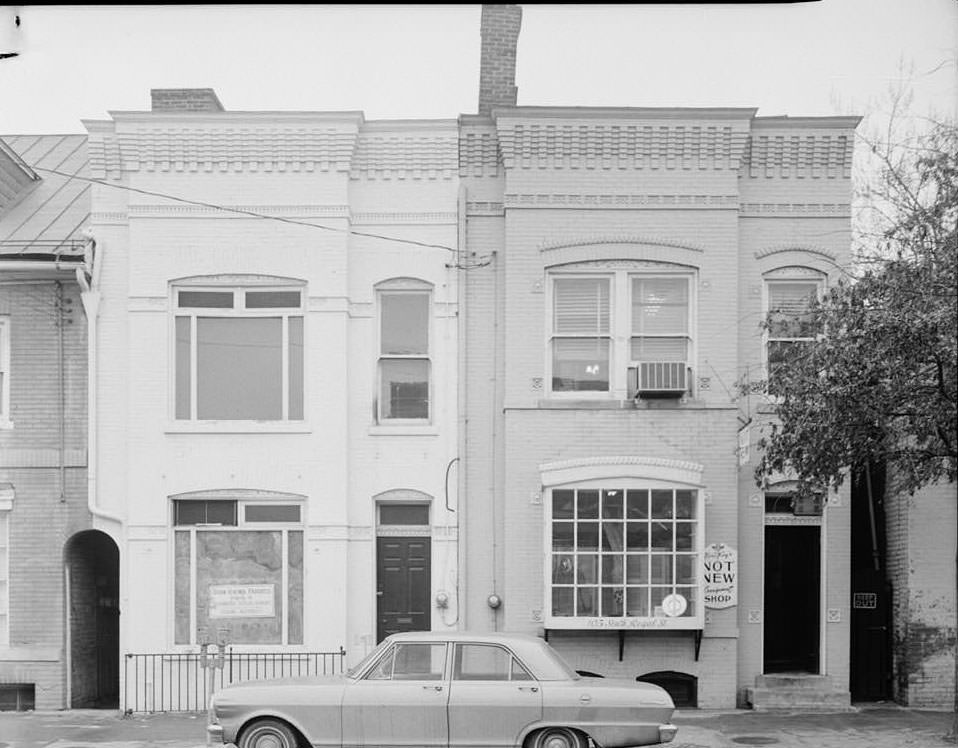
478 5 522 115
0 281 90 709
150 88 224 112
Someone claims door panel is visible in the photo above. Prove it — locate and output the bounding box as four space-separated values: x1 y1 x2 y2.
448 682 542 748
342 680 448 748
764 525 820 673
377 537 431 642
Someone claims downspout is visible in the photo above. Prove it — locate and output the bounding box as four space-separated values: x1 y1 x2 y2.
76 235 123 525
55 280 66 502
456 183 468 628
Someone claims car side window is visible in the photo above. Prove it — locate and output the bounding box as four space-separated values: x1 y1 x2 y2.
367 642 446 681
454 644 532 682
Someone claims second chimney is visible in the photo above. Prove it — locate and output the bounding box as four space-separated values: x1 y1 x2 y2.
478 4 522 116
151 88 225 112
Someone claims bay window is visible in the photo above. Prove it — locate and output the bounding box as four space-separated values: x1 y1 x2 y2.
174 283 304 421
546 483 704 629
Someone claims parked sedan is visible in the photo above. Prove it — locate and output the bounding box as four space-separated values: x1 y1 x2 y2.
207 631 677 748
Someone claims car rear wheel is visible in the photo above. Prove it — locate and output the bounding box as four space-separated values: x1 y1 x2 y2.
530 726 587 748
238 718 299 748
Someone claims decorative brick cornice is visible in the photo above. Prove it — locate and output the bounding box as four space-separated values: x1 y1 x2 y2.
459 128 501 176
349 131 458 180
496 122 750 171
741 132 854 179
466 201 505 216
351 211 457 226
755 244 838 261
539 234 705 254
87 125 361 177
126 204 350 219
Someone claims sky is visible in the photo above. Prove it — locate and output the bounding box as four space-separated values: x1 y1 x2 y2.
0 3 955 135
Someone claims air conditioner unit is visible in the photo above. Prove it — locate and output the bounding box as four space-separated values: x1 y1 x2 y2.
629 362 689 399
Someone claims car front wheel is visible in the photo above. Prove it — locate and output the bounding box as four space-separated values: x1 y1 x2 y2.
530 726 587 748
238 718 299 748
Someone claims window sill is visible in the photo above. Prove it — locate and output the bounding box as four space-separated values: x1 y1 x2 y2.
368 424 439 437
165 421 312 435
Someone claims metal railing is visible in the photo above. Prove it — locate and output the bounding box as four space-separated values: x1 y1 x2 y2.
123 648 347 713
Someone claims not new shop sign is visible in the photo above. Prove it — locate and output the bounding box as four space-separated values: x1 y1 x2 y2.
703 543 737 609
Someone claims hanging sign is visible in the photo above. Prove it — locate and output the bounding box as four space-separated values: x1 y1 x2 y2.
703 543 738 609
209 584 275 618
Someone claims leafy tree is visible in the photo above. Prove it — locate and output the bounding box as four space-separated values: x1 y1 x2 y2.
752 119 956 737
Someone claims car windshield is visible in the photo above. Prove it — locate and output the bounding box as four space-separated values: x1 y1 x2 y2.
345 640 391 679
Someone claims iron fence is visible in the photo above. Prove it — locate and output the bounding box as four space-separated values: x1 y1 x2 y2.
123 648 347 713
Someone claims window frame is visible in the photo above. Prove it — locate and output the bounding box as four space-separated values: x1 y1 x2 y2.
763 273 825 396
172 497 305 647
543 479 705 631
376 282 433 424
0 317 10 428
0 507 9 645
546 266 696 399
171 283 305 423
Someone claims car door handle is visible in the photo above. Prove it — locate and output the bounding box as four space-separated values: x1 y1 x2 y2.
423 685 443 692
579 694 592 703
518 686 539 693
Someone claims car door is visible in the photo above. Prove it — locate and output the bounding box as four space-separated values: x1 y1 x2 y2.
342 641 450 748
447 643 543 748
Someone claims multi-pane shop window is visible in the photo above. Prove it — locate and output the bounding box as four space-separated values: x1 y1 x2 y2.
0 317 9 425
378 289 430 421
765 280 822 395
174 285 304 421
173 498 303 645
550 270 693 396
547 486 703 629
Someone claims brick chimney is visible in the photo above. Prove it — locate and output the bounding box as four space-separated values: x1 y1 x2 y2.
150 88 224 112
478 4 522 116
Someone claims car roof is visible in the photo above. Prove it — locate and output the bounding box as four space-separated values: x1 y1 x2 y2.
385 631 544 645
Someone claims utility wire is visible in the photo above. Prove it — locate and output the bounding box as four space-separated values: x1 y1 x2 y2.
29 165 462 254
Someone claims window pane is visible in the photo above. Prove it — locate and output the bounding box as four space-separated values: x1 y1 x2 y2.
576 588 597 616
553 587 574 616
455 645 511 681
630 337 688 362
675 522 695 551
626 490 649 519
626 522 648 549
552 338 609 392
288 531 304 644
601 555 623 583
675 555 695 584
380 359 429 419
553 490 574 519
511 658 533 681
393 643 445 680
626 586 649 616
601 587 625 617
288 317 303 420
244 505 301 523
651 490 674 519
554 278 610 334
626 555 648 583
577 490 599 519
174 500 237 526
632 278 688 335
207 501 238 526
382 293 428 354
651 522 674 550
768 282 819 338
245 291 301 309
178 291 233 308
552 523 574 552
602 522 624 551
601 490 623 518
380 504 429 526
675 491 695 519
576 555 598 584
175 317 191 419
577 522 599 551
651 555 673 584
553 555 574 584
197 317 283 420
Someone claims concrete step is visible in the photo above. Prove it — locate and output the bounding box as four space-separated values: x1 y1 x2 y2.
755 673 832 689
746 685 853 712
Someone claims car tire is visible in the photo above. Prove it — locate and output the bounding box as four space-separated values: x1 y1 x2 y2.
530 726 587 748
238 718 299 748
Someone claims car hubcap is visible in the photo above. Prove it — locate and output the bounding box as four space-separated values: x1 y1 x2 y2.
252 732 287 748
541 732 573 748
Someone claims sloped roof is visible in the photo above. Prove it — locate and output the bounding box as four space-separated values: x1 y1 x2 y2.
0 134 90 261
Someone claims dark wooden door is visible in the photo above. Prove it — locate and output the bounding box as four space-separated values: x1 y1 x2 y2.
764 525 820 673
377 537 431 643
850 573 892 700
